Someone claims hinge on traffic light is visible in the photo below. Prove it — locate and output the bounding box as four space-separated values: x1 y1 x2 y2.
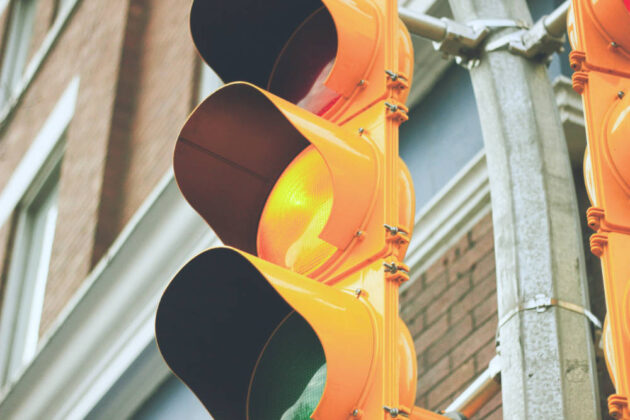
586 206 605 231
590 232 608 258
384 224 410 247
385 70 410 91
383 405 410 418
609 394 628 420
586 207 608 257
385 101 409 124
383 261 410 283
569 50 586 71
569 51 588 94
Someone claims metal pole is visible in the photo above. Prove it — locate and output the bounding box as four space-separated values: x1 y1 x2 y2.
445 0 601 419
398 9 446 42
544 0 570 38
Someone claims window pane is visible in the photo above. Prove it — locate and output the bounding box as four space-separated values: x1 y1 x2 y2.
0 0 39 103
21 179 59 363
400 65 484 211
5 160 61 380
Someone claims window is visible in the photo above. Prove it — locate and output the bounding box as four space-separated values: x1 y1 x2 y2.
400 64 484 210
0 144 62 384
0 77 77 387
0 0 39 104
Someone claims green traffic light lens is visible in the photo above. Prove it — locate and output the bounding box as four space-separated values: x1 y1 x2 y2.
247 312 326 420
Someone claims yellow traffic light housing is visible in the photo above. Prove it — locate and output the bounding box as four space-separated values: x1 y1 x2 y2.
568 0 630 418
156 0 448 419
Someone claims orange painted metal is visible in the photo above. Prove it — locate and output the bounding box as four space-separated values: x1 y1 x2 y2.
156 0 451 419
174 82 378 254
569 1 630 418
156 250 421 419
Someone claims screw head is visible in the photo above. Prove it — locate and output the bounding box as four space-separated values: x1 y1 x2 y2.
618 91 625 99
611 41 619 48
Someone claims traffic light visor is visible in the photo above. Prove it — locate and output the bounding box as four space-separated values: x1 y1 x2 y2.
174 83 378 257
190 0 384 118
155 247 376 419
190 0 326 89
266 7 341 116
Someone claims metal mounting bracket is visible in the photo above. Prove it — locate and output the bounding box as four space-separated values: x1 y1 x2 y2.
485 1 569 61
486 18 565 61
400 0 569 64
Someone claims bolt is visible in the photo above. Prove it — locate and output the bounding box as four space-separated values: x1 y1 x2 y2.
355 288 362 297
384 224 399 235
385 70 398 81
357 79 366 86
383 406 400 417
618 91 625 99
352 408 364 418
385 102 399 112
611 41 619 48
355 230 364 237
358 127 365 134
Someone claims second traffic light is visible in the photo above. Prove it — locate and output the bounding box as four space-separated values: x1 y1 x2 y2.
568 0 630 418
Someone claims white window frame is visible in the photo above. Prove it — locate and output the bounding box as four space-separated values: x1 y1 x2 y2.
0 0 81 124
0 76 78 387
0 142 63 384
0 0 39 105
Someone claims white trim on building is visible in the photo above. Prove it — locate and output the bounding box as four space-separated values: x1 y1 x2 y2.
0 76 79 229
0 0 82 125
0 76 78 389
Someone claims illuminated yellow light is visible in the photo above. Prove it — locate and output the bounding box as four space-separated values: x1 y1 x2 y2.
257 146 337 275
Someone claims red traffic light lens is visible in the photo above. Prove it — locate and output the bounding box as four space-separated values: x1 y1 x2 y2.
268 7 341 116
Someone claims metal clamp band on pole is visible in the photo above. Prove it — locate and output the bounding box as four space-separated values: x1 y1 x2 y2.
496 294 603 345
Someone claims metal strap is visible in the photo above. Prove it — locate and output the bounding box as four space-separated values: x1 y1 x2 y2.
496 294 602 346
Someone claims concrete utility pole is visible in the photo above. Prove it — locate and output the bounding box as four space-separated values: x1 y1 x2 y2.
445 0 601 418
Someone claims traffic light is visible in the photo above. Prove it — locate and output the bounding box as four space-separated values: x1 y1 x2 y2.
568 1 630 418
155 0 448 418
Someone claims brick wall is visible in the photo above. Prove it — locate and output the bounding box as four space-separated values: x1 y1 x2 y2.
401 200 614 419
91 0 196 264
400 212 501 419
0 0 195 336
